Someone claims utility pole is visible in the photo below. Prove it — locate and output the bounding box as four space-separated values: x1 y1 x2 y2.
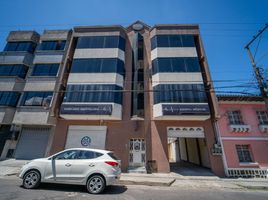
245 23 268 109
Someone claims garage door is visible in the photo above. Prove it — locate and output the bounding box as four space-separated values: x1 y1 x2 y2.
14 127 50 160
65 126 107 149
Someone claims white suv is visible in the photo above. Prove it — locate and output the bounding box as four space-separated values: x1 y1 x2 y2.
19 148 121 194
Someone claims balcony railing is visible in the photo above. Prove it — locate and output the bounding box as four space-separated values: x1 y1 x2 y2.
229 124 251 133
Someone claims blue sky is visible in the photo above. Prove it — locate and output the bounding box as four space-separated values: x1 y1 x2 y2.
0 0 268 95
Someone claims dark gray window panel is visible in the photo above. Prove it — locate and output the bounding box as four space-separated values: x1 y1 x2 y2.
31 64 59 76
151 35 195 50
0 64 28 78
63 84 123 105
76 36 125 51
20 92 53 106
70 58 125 76
0 92 20 107
152 57 200 74
153 84 207 104
236 145 253 163
4 42 36 53
38 40 66 51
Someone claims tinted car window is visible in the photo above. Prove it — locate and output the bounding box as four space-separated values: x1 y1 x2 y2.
78 151 103 159
54 150 79 160
108 152 119 160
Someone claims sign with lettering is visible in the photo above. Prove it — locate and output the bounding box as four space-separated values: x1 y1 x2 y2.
162 104 210 115
60 104 113 115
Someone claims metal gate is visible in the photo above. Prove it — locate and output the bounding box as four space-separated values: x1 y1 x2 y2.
14 127 50 160
129 138 145 167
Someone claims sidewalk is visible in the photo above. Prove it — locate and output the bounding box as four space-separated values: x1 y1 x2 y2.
0 159 28 176
119 173 268 190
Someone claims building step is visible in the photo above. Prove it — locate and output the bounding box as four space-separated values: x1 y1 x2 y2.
128 166 147 173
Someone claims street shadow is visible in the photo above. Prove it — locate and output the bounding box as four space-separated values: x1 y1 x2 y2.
20 183 127 195
170 161 216 177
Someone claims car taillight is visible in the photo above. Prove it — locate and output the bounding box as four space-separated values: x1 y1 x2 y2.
105 161 118 167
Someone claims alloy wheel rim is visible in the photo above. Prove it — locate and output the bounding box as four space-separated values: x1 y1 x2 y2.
24 172 38 188
88 177 103 193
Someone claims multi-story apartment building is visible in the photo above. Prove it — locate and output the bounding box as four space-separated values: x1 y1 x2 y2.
0 31 39 159
217 95 268 178
0 22 224 176
0 30 72 159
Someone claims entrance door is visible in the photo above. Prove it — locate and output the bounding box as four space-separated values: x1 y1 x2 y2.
129 139 145 167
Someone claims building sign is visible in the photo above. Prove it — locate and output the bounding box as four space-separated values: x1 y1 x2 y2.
162 104 210 115
81 136 91 147
60 104 113 115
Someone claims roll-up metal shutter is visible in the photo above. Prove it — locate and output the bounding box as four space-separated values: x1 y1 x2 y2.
15 127 50 160
65 126 107 150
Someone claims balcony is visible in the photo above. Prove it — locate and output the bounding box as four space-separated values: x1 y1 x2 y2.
259 124 268 133
12 107 51 125
229 124 251 133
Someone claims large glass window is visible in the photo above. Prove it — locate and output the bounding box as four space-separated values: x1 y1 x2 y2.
236 145 253 163
0 92 20 107
64 84 123 104
153 84 207 104
38 40 66 51
152 57 200 74
70 58 125 76
4 42 36 53
76 36 125 51
256 111 268 125
0 64 28 78
20 92 53 106
151 35 195 50
228 110 244 125
31 64 59 76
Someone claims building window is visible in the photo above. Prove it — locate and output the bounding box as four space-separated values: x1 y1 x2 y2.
0 92 20 107
63 84 123 104
4 42 36 53
20 92 53 107
236 145 253 163
70 58 125 76
76 36 125 51
153 84 207 104
256 111 268 125
38 40 66 51
151 35 195 50
152 57 200 74
31 64 59 76
0 64 28 78
228 110 244 125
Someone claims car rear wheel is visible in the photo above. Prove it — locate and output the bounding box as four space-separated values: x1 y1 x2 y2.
23 170 41 189
86 175 105 194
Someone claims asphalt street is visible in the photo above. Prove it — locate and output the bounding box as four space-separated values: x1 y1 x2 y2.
0 176 268 200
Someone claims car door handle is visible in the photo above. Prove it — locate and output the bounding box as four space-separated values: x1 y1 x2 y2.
89 163 95 167
65 163 71 167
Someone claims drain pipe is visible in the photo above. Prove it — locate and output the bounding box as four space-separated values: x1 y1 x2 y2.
214 121 228 177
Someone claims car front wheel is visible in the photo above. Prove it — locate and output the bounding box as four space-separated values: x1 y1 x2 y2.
23 170 41 189
86 175 105 194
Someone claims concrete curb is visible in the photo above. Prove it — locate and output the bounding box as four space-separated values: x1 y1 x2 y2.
236 183 268 190
119 178 176 187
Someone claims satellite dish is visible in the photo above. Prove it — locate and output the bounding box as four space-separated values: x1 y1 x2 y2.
132 23 144 31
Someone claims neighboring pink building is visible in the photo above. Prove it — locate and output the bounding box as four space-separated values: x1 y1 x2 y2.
217 96 268 178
